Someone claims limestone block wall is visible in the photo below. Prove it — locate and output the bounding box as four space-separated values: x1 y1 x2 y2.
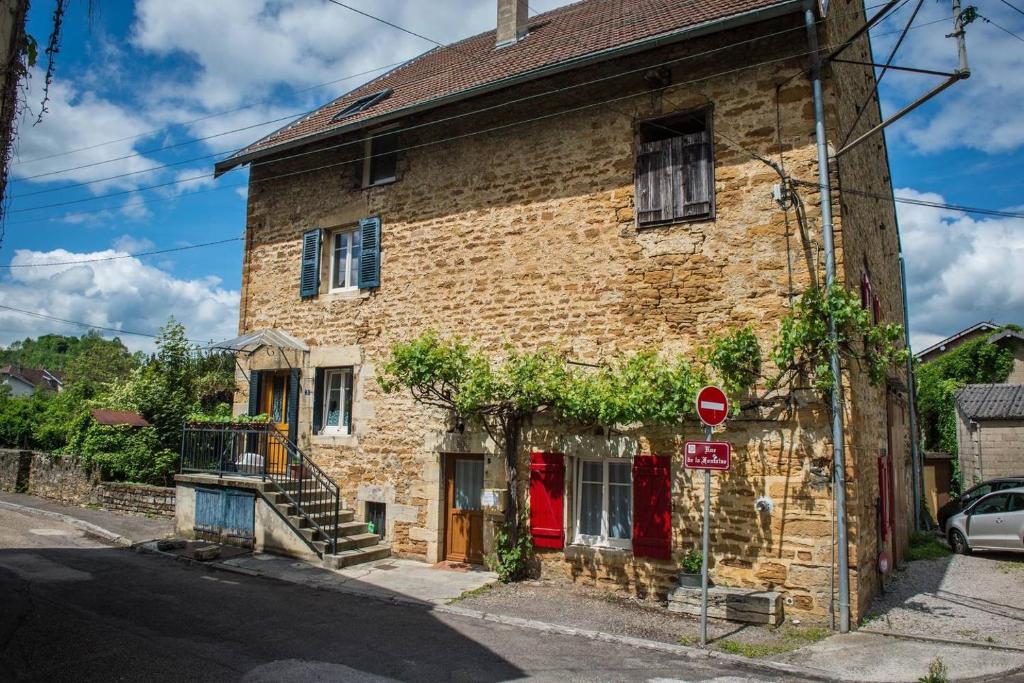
233 8 905 619
958 417 1024 483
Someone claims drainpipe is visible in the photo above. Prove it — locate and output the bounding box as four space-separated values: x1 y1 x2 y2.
804 3 851 633
899 240 923 531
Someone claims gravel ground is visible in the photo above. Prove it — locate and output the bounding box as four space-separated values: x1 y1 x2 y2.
864 550 1024 647
454 576 826 652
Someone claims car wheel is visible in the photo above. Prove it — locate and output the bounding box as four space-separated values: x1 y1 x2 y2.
949 529 970 554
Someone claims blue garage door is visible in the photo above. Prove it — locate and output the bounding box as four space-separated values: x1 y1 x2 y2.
195 488 255 546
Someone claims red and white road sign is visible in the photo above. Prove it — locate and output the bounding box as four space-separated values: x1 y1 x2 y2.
683 441 732 471
696 385 729 426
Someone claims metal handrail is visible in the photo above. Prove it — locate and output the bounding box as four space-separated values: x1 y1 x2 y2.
180 423 341 555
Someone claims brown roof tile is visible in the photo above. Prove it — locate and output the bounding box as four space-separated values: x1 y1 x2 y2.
219 0 794 170
90 409 151 428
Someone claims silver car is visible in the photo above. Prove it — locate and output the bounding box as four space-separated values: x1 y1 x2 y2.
947 486 1024 554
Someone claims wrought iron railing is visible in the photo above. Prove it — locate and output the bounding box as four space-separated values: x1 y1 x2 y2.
180 423 341 554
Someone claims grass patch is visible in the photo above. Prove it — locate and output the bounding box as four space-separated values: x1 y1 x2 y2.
449 583 494 603
908 532 951 561
677 634 695 646
715 626 829 659
997 560 1024 574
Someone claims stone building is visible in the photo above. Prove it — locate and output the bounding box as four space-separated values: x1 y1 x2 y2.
201 0 912 622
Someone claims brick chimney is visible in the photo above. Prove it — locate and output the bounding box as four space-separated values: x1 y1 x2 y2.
496 0 529 47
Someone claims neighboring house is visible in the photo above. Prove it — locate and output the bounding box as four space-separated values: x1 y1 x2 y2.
184 0 911 622
89 409 150 428
913 321 1001 365
987 329 1024 384
0 366 63 397
955 384 1024 484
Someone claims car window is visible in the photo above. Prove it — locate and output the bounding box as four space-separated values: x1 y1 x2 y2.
973 494 1008 515
996 481 1024 491
1008 493 1024 513
965 484 993 501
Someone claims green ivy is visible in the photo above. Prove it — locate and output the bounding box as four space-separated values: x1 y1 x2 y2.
492 518 533 582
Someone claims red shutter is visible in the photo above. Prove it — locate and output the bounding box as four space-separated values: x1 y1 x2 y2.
633 455 672 560
529 451 565 549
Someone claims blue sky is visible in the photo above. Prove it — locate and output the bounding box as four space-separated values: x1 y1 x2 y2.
0 0 1022 351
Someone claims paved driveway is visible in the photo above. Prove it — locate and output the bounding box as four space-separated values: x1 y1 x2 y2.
863 551 1024 648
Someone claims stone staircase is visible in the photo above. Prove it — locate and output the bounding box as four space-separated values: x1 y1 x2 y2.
265 480 391 569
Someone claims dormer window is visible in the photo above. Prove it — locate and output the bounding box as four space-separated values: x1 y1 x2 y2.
332 89 393 122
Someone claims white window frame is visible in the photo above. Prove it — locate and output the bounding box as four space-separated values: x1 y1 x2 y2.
319 367 353 435
573 458 632 550
328 227 359 292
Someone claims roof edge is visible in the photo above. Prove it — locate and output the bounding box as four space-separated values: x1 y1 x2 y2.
215 0 803 175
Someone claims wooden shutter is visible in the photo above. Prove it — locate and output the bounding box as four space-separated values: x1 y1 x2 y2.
529 451 565 549
681 131 713 219
311 368 325 435
633 455 672 560
247 370 262 417
878 454 891 541
299 229 321 299
358 216 381 289
286 368 300 444
635 139 673 225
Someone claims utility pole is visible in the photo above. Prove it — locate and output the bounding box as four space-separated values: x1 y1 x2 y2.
803 2 851 634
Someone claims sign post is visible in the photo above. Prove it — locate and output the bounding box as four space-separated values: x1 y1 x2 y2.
690 385 730 648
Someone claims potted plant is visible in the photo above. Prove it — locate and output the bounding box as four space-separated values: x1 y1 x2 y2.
678 548 705 588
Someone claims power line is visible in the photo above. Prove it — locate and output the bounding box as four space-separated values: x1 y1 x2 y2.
324 0 449 50
998 0 1024 18
0 237 243 268
977 11 1024 42
792 180 1024 218
0 303 207 342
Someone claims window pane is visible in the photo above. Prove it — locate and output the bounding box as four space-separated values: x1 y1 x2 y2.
333 232 348 289
342 369 353 431
324 372 342 427
974 494 1007 515
582 461 603 483
608 483 631 539
369 131 398 183
579 481 602 536
608 461 630 484
349 229 361 288
454 459 483 510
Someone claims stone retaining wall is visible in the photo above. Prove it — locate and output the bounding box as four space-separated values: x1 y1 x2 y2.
0 448 175 517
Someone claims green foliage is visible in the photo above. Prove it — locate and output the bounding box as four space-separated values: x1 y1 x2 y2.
0 331 141 383
679 548 703 574
919 657 949 683
771 284 909 395
492 519 533 583
907 531 951 561
706 326 762 400
75 423 177 485
915 334 1014 457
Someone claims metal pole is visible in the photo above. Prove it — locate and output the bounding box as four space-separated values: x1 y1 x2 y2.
804 5 851 633
900 250 923 530
700 424 712 647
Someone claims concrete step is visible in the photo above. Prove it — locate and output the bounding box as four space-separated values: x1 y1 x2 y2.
321 543 392 569
334 533 380 551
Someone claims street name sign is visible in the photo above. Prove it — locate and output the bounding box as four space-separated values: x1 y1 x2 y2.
683 441 732 471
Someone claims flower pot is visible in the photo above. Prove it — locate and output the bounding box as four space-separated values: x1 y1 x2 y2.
677 571 706 588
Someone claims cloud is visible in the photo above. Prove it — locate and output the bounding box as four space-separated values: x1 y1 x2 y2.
897 187 1024 350
111 235 156 253
873 2 1024 154
0 247 240 352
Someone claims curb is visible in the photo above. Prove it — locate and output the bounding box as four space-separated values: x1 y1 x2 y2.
0 499 133 547
860 626 1024 653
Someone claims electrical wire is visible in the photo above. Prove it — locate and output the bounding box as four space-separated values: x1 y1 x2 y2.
977 12 1024 42
0 237 243 268
0 303 208 342
791 180 1024 219
998 0 1024 18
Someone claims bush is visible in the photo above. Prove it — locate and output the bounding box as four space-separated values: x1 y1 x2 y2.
679 548 703 574
76 423 177 485
492 520 533 583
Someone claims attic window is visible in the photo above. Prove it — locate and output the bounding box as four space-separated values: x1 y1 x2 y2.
332 89 393 122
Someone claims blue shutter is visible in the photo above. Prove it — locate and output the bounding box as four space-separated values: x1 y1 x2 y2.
358 217 381 289
287 368 300 445
247 370 261 417
299 229 322 298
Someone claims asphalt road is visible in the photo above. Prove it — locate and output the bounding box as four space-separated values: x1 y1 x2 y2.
0 506 811 683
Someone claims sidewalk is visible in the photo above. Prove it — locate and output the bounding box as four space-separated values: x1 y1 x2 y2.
0 491 174 545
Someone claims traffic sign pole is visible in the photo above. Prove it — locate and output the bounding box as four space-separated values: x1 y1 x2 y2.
700 424 712 648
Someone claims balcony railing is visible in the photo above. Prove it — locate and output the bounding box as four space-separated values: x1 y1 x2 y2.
180 422 341 554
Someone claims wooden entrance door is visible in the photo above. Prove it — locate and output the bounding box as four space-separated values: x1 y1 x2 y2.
444 454 484 564
261 371 290 475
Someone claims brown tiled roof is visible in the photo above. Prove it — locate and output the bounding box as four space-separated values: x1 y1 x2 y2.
90 409 151 428
0 365 63 390
217 0 796 172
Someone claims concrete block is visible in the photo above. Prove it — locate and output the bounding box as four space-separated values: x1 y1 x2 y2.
192 545 222 561
667 585 783 625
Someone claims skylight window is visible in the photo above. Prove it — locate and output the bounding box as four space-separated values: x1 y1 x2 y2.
332 89 393 122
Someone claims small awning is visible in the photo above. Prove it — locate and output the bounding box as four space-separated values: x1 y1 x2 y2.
206 329 309 355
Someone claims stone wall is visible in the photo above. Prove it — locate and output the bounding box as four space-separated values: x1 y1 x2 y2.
0 449 175 517
957 416 1024 484
234 5 908 619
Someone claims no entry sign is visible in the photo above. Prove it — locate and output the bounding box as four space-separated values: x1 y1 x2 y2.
683 441 732 471
696 385 729 426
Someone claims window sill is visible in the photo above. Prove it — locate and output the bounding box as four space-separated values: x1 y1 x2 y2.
636 215 714 230
310 433 357 447
363 177 397 189
325 288 370 300
568 541 632 553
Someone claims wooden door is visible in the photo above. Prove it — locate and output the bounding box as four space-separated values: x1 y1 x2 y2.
444 454 484 564
261 372 290 475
